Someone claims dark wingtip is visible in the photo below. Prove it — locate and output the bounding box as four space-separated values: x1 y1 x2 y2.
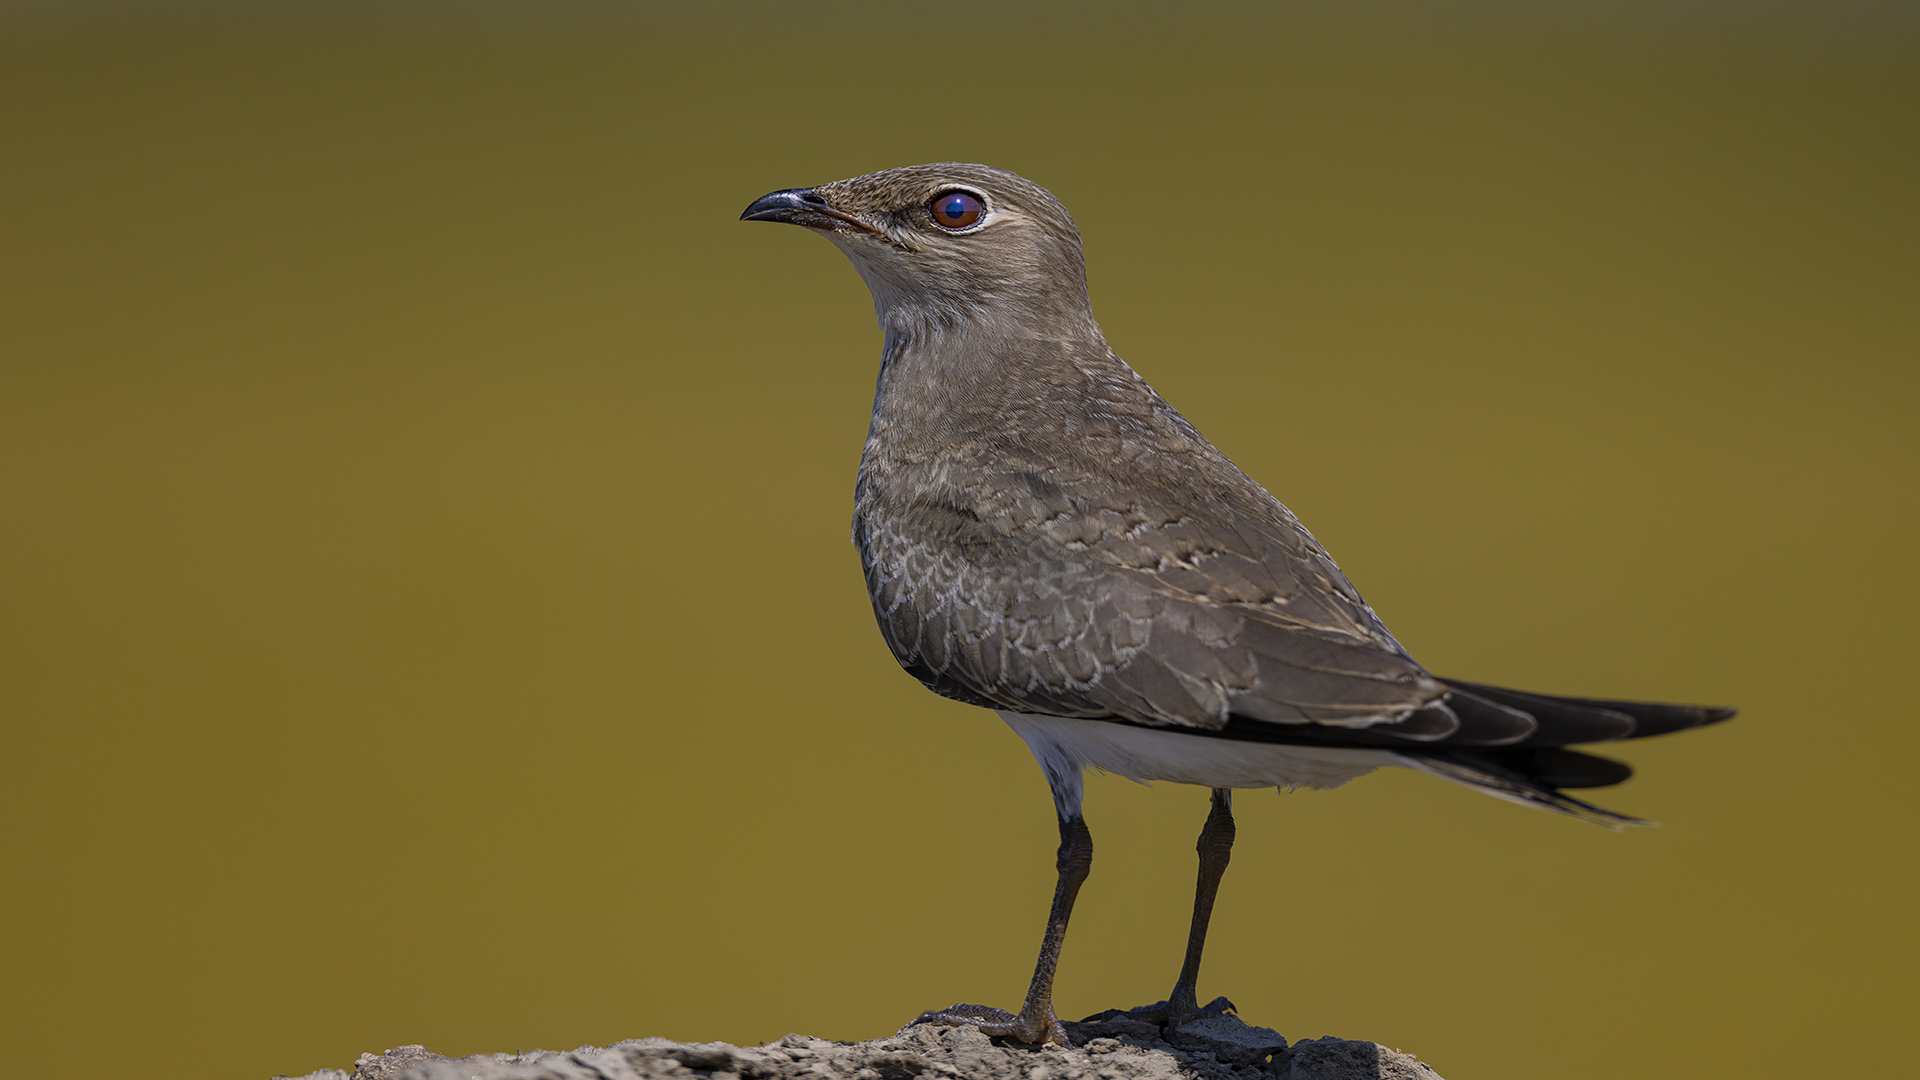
1630 701 1738 738
1437 677 1737 743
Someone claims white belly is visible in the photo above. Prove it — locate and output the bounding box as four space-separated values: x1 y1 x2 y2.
999 711 1399 819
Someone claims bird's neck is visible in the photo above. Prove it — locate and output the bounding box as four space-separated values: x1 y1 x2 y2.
868 302 1104 445
854 302 1153 524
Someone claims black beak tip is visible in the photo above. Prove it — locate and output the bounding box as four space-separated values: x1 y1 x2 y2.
740 186 825 224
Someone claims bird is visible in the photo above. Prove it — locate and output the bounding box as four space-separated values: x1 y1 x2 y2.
739 163 1733 1048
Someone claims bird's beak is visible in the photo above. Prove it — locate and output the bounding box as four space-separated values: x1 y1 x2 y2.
739 187 882 234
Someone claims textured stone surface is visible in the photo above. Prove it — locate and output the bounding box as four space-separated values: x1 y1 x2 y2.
274 1014 1444 1080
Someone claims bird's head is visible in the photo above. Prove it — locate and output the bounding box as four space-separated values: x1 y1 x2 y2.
740 163 1095 339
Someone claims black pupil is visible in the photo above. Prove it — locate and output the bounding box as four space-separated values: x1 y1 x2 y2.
933 192 981 227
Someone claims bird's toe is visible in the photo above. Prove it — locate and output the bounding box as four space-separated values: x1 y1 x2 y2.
914 1002 1069 1046
1081 995 1236 1032
1081 1000 1171 1024
1189 995 1237 1021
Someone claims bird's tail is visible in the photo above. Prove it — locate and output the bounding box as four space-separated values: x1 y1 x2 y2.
1398 679 1736 829
1399 750 1652 828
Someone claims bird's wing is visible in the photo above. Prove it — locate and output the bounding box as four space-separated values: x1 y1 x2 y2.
855 469 1453 735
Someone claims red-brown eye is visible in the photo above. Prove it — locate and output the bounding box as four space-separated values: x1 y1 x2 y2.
928 190 984 230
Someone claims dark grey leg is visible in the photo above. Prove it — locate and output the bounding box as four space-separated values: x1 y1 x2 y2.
1166 787 1237 1024
913 813 1094 1046
1088 787 1237 1029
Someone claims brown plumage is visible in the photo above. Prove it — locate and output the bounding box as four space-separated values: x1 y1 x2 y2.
742 163 1732 1047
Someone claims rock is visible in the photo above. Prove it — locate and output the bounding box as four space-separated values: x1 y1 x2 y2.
1167 1015 1290 1067
272 1014 1444 1080
1274 1036 1444 1080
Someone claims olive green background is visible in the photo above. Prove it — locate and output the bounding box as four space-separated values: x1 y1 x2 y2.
2 3 1914 1078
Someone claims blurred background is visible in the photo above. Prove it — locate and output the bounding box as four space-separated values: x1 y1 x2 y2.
2 2 1914 1078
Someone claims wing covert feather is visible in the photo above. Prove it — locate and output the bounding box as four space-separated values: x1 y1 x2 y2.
854 477 1444 731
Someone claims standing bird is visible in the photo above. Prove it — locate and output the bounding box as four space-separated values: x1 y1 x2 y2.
740 163 1732 1048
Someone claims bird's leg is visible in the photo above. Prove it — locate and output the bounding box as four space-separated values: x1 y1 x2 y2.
1166 787 1238 1023
1094 788 1237 1029
913 812 1093 1046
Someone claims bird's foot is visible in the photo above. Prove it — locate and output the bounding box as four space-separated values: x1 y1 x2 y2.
1081 995 1236 1031
913 1001 1071 1047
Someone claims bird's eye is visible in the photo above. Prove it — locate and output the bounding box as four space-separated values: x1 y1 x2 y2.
928 190 985 230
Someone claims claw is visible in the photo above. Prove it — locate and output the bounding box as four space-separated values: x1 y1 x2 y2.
1192 995 1237 1020
1079 995 1236 1033
914 1002 1070 1047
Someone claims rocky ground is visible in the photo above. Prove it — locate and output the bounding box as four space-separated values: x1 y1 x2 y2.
277 1013 1444 1080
